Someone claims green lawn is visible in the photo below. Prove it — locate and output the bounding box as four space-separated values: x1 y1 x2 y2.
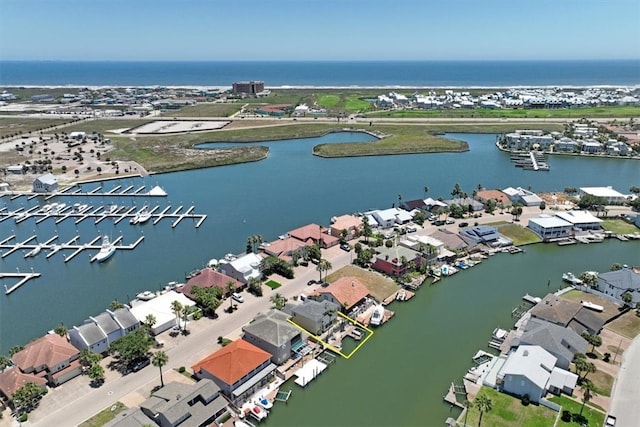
548 395 605 427
265 280 281 290
600 219 640 235
0 117 75 138
344 96 371 111
463 388 556 427
317 94 340 108
589 370 614 397
79 402 126 427
496 223 542 246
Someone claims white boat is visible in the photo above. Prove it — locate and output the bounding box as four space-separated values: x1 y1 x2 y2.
94 236 116 263
130 206 151 224
581 301 604 312
370 305 385 326
24 244 43 258
234 421 253 427
136 291 157 301
250 405 268 421
107 204 119 214
256 396 273 410
562 272 583 285
40 203 53 213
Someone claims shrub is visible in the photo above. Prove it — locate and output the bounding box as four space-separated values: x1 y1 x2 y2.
521 394 530 406
178 366 186 373
561 410 571 422
18 413 28 422
603 352 611 363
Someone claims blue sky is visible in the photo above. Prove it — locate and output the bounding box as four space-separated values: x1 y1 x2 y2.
1 0 639 61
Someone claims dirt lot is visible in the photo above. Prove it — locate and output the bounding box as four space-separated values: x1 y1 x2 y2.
326 265 399 302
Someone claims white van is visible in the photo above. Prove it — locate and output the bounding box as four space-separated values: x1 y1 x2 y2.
232 292 244 303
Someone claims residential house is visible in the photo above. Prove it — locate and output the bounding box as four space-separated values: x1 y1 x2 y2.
32 173 58 193
11 333 82 387
497 345 577 402
527 215 573 241
371 245 422 277
475 190 512 209
288 223 339 248
217 252 263 285
315 277 370 313
102 408 156 427
502 187 543 206
596 267 640 305
579 187 627 204
242 309 305 364
191 339 276 405
91 312 122 345
0 367 47 402
554 210 602 231
109 308 141 335
430 229 469 253
444 197 485 213
69 307 140 353
513 318 588 370
262 237 309 263
401 234 445 263
329 214 363 240
581 140 602 153
129 291 196 335
286 300 339 335
460 225 511 247
69 322 109 354
554 137 580 153
530 294 605 335
371 208 400 229
179 268 243 301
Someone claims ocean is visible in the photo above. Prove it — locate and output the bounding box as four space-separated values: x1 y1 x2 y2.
1 60 639 87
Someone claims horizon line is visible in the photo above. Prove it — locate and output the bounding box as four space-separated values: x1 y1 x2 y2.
1 58 640 63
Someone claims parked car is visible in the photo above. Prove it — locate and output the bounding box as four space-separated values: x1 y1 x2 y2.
458 222 469 228
445 219 455 225
129 357 150 372
340 243 351 252
407 226 418 233
307 279 317 286
433 220 446 226
232 292 244 303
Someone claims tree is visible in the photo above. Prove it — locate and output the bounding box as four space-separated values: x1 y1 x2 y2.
152 351 169 388
423 186 429 197
578 271 598 287
87 363 105 386
610 263 623 271
191 286 222 316
0 355 11 370
109 300 124 311
581 332 602 355
538 201 546 213
79 349 101 367
8 346 24 357
451 183 462 198
621 291 633 307
629 186 640 195
170 300 183 330
362 220 372 244
270 293 287 310
248 277 263 297
53 324 67 337
579 379 597 416
463 399 473 427
316 258 332 282
109 328 153 366
510 204 523 221
474 393 493 427
144 314 157 332
226 281 236 311
11 382 47 415
564 187 578 196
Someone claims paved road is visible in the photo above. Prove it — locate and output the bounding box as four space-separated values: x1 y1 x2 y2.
608 334 640 427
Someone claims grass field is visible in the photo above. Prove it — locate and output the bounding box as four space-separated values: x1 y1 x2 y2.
605 311 640 339
0 117 75 138
79 402 126 427
548 395 605 427
161 103 243 118
61 119 153 134
326 265 398 302
317 94 340 108
463 387 556 427
589 369 615 397
496 223 542 246
600 219 640 235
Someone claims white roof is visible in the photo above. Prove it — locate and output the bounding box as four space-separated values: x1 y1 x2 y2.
395 209 413 222
499 345 556 390
555 210 602 225
374 208 398 222
405 235 444 248
129 290 195 327
580 187 625 198
528 216 572 228
548 367 578 391
36 173 57 185
229 253 262 279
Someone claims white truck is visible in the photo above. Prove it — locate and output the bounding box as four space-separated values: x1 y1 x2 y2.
605 415 616 426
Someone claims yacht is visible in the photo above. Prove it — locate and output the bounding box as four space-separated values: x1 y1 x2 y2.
94 236 116 263
24 244 43 258
562 272 583 285
370 305 385 326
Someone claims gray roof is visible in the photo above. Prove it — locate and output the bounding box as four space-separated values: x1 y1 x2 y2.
460 225 500 243
102 408 155 427
110 308 139 330
291 300 339 322
141 379 223 427
242 309 300 347
35 173 57 185
430 230 468 251
598 268 640 292
76 322 107 345
517 318 588 362
93 312 120 335
375 246 420 264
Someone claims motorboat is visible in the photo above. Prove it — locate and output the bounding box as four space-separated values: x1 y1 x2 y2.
136 291 157 301
250 405 268 420
107 204 119 214
130 206 151 224
24 244 43 258
94 236 116 263
581 301 604 312
370 304 385 326
562 272 583 285
73 203 88 213
256 396 273 410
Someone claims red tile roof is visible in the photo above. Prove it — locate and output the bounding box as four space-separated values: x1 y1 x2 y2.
0 367 46 398
476 190 511 205
331 215 363 231
180 268 241 300
191 339 271 386
319 277 370 310
289 223 340 247
12 334 78 373
263 237 309 257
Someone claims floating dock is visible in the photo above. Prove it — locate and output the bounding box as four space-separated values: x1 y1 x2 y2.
294 359 328 387
1 272 42 295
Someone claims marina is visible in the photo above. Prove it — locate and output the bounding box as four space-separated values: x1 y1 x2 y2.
510 151 550 171
0 183 168 200
0 271 42 295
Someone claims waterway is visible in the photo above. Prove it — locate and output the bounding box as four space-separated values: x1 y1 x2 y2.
0 131 638 424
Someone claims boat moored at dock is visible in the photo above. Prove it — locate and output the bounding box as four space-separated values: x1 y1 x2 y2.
93 236 116 263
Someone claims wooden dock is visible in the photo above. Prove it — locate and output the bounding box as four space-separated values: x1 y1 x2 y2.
2 272 42 295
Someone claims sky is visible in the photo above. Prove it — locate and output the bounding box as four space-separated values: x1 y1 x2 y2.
1 0 639 61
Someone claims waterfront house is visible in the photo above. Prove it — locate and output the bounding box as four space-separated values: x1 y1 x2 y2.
496 345 577 403
109 308 141 336
579 186 627 204
102 408 155 427
400 198 428 211
91 312 122 345
430 229 469 253
502 187 543 206
554 210 602 231
401 234 445 262
554 137 580 153
32 173 58 193
217 252 263 285
527 215 573 241
69 322 109 354
243 310 306 364
69 307 139 354
262 236 310 263
285 300 339 336
444 197 485 212
596 267 640 305
315 277 370 312
11 333 82 387
329 214 363 240
371 245 422 277
180 268 243 301
513 318 588 370
0 367 47 402
288 223 340 248
459 225 511 247
530 294 605 335
129 291 196 335
474 190 512 208
581 140 602 153
371 208 399 229
191 339 276 405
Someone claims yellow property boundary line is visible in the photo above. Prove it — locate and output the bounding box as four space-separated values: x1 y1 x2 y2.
287 311 374 359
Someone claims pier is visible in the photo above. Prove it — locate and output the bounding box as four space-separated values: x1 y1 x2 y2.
2 272 42 295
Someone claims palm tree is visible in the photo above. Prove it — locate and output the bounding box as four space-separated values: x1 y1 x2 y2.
474 393 493 427
152 351 169 388
463 399 473 427
397 193 402 207
270 293 287 310
579 379 596 416
170 300 183 330
423 186 429 198
316 258 332 282
87 363 105 385
226 281 236 311
144 314 157 332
